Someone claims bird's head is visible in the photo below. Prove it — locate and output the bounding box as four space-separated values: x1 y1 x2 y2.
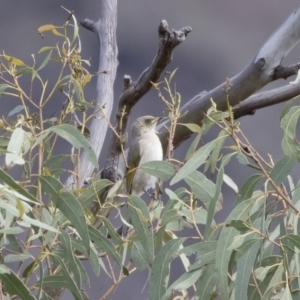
131 115 161 138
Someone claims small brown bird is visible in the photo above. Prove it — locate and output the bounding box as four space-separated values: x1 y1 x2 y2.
126 115 163 196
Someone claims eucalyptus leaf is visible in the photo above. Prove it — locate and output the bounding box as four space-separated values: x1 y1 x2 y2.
281 106 300 160
45 124 98 168
7 105 24 117
128 195 154 265
140 160 175 181
149 239 183 300
171 138 222 185
0 271 36 300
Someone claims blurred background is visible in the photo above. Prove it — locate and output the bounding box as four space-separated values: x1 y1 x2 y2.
1 1 300 299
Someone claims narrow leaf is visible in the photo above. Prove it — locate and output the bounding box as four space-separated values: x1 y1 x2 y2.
88 225 122 267
149 239 183 300
140 161 175 181
235 240 260 300
216 197 257 300
162 269 202 300
268 155 297 190
0 168 36 201
128 195 154 265
171 138 223 185
0 271 36 300
185 170 216 209
281 106 300 160
40 176 90 255
46 124 98 168
60 231 82 287
236 174 263 205
7 105 24 117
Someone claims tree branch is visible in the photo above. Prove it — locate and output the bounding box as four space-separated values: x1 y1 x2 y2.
157 4 300 150
233 82 300 119
65 0 118 188
272 62 300 80
101 20 192 182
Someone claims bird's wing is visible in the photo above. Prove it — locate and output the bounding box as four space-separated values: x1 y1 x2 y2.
126 138 142 194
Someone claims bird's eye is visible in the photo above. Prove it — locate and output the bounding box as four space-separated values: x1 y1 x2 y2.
145 119 151 124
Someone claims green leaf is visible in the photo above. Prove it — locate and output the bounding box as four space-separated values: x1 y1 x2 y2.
32 132 50 149
196 264 218 299
0 264 11 274
185 131 202 160
171 139 221 185
268 155 297 190
184 170 216 209
46 124 98 168
41 275 72 290
162 269 202 300
37 49 52 71
4 253 32 263
71 239 100 276
6 127 32 167
140 161 175 181
61 7 79 43
236 151 249 165
179 241 217 257
281 106 300 160
149 239 183 300
43 155 68 171
280 98 295 120
38 46 55 53
0 169 36 202
4 55 26 66
204 129 228 174
0 83 14 96
131 241 148 272
216 197 258 300
7 105 24 117
77 179 112 208
261 263 284 300
223 173 238 193
60 231 82 287
188 243 217 271
204 153 234 239
236 174 263 205
282 284 293 300
39 176 90 255
161 209 183 228
6 234 22 253
0 197 57 232
88 225 122 267
47 255 87 300
281 234 300 250
102 218 123 246
226 220 251 233
0 271 36 300
178 122 201 133
128 195 154 265
235 240 260 300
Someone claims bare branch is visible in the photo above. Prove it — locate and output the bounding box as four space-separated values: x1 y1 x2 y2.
65 0 118 188
272 62 300 80
101 20 192 182
233 82 300 119
157 4 300 151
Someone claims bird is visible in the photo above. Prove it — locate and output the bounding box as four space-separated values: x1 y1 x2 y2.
126 115 163 196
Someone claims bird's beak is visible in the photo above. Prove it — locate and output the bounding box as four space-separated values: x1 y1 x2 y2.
151 117 163 124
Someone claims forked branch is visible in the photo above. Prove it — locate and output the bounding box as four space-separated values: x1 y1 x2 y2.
101 20 192 182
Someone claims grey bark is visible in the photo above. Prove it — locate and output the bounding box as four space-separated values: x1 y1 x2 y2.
65 0 118 188
157 5 300 150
